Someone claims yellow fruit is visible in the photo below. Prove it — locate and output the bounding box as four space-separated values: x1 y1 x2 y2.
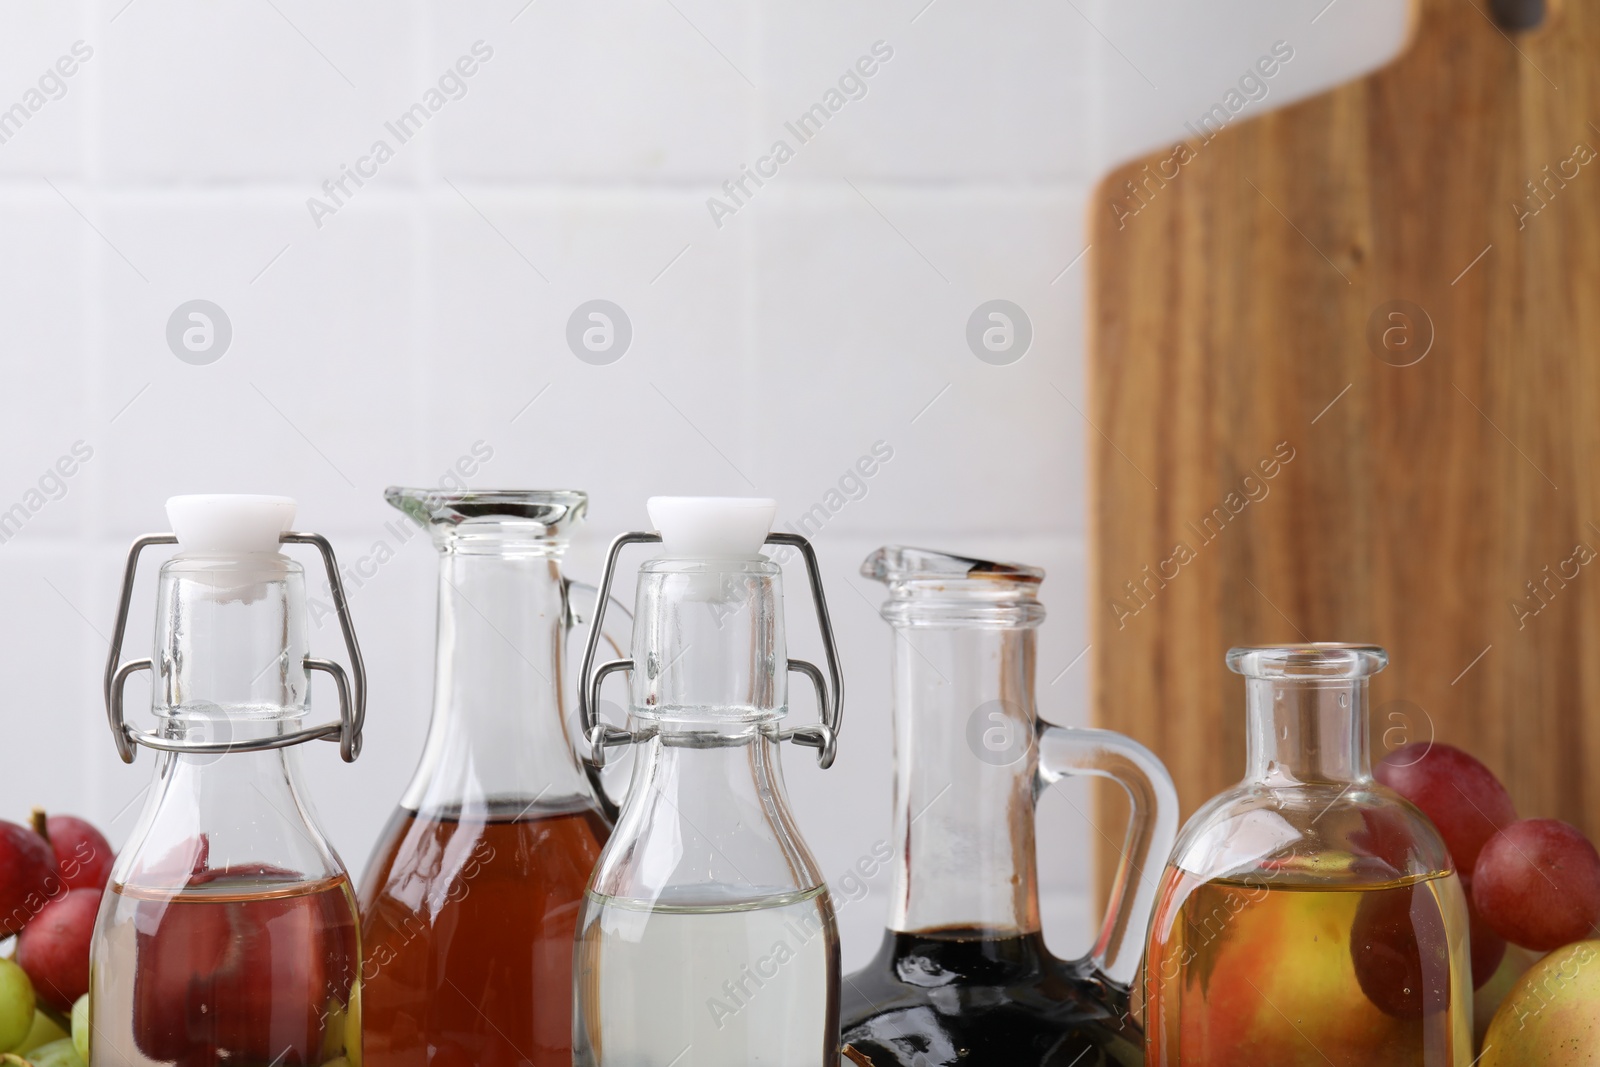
1481 940 1600 1065
1174 886 1410 1063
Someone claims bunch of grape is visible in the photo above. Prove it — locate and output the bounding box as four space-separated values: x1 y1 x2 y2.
1377 744 1600 965
0 811 113 1067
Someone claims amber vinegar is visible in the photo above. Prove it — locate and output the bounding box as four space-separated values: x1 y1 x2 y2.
1144 868 1472 1066
360 488 616 1067
359 801 608 1067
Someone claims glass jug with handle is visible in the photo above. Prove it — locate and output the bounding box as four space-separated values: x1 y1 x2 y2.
574 496 846 1067
93 494 367 1067
841 547 1179 1067
360 488 624 1067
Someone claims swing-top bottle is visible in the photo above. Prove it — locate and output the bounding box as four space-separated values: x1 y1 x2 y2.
92 495 367 1067
574 497 846 1067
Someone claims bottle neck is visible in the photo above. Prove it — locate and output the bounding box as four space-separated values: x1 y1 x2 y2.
887 620 1040 936
402 543 595 815
114 553 346 890
116 721 342 890
591 718 824 901
628 557 786 715
588 556 822 904
154 552 309 716
1243 676 1372 785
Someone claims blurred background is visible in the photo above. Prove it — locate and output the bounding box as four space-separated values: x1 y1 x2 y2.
1 0 1409 969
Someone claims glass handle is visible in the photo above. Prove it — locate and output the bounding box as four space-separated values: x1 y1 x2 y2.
565 578 634 823
1035 722 1179 986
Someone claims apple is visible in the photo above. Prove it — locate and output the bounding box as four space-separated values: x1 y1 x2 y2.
1167 885 1415 1063
1480 940 1600 1064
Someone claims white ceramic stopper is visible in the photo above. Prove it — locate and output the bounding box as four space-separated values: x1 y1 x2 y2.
166 494 297 553
647 496 777 557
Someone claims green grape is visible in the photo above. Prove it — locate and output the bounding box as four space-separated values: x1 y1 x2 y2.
69 996 88 1061
15 1011 67 1055
22 1037 85 1067
0 959 35 1052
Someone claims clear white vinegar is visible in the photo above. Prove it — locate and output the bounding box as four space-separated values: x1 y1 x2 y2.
573 885 840 1067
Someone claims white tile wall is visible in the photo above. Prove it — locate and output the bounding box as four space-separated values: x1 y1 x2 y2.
0 0 1408 970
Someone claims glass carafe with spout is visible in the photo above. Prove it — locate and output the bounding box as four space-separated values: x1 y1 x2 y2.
842 547 1179 1067
1143 645 1472 1066
574 497 846 1067
360 489 613 1067
93 495 367 1067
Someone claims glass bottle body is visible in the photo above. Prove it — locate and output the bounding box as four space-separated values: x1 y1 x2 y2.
574 726 841 1067
92 548 360 1067
96 855 360 1067
841 548 1177 1067
574 554 841 1067
1143 645 1472 1067
360 490 610 1067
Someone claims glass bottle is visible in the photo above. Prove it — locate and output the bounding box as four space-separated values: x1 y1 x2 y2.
1143 644 1471 1066
841 547 1179 1067
573 497 846 1067
360 489 613 1067
94 495 367 1067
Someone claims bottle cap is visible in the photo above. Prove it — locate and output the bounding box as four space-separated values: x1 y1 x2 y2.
647 496 776 557
166 495 296 554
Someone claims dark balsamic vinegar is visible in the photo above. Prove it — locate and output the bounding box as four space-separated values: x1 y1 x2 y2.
841 927 1143 1067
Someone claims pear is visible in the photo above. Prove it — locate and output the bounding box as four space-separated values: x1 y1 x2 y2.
1481 940 1600 1064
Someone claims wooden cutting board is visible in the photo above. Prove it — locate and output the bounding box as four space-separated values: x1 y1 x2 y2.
1089 0 1600 880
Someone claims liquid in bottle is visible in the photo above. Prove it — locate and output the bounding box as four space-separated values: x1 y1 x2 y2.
96 864 359 1067
1141 645 1472 1067
360 489 612 1067
360 802 607 1065
1146 868 1469 1064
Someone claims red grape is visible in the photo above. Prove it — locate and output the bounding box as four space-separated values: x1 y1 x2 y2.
132 864 340 1063
1375 743 1517 874
1351 806 1414 874
1462 880 1506 988
15 888 101 1012
1472 818 1600 951
1349 879 1454 1019
44 816 113 892
0 819 58 937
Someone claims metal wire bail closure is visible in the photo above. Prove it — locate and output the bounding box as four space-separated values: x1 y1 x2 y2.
102 532 368 764
578 531 845 769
